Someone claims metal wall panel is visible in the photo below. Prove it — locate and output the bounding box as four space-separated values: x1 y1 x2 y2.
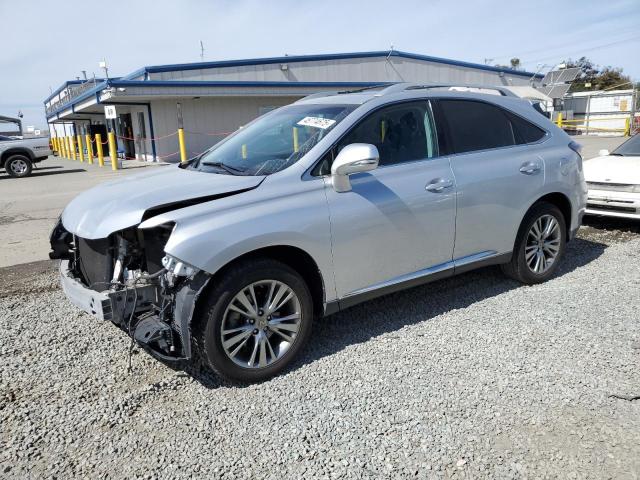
149 96 297 162
152 57 535 87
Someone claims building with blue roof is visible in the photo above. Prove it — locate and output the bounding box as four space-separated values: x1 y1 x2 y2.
44 50 542 162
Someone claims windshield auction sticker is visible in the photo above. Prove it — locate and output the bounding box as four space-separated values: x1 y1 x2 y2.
297 117 336 129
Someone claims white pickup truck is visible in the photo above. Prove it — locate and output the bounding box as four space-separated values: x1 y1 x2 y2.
0 135 52 178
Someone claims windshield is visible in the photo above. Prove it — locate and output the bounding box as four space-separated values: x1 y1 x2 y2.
612 134 640 156
190 103 356 175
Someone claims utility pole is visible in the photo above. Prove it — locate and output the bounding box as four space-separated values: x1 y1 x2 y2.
200 41 205 62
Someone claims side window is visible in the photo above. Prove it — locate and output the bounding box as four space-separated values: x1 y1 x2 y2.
337 101 438 168
439 100 515 154
505 111 546 144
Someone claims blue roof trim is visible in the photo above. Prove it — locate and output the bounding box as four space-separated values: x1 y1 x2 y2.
393 51 544 78
122 67 147 80
111 79 390 88
132 50 543 79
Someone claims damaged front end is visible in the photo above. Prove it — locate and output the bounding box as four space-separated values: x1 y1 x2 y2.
50 219 209 361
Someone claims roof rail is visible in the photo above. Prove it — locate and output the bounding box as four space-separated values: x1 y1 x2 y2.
371 83 418 96
296 83 393 102
362 82 521 98
405 83 518 97
295 91 339 102
295 82 520 103
336 83 392 94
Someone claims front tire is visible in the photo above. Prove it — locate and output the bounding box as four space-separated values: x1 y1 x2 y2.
5 155 33 178
502 201 566 284
197 258 313 383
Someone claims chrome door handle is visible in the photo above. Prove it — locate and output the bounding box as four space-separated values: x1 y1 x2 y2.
519 162 541 175
426 178 453 192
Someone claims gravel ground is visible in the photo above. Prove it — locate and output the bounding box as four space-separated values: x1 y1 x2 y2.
2 221 640 479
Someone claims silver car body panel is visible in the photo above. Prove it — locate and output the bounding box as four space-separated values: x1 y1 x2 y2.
324 156 456 298
343 250 498 299
59 260 111 320
60 86 586 311
61 166 265 239
0 136 52 160
140 172 338 301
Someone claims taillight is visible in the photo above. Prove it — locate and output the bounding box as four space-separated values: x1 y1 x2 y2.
568 140 582 157
568 140 583 172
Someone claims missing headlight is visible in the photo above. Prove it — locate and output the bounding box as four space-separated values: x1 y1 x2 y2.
162 254 197 277
141 222 175 274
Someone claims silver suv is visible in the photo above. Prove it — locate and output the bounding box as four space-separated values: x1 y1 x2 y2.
51 83 587 382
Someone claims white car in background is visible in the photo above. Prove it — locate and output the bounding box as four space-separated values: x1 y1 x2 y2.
584 134 640 219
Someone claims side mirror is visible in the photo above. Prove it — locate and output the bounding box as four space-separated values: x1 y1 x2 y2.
598 149 610 157
331 143 379 193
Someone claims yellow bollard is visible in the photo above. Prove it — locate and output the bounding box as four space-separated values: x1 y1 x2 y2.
178 127 187 162
556 114 563 129
77 135 85 162
624 117 631 136
292 127 299 153
85 134 94 164
96 134 105 167
66 136 72 159
70 136 77 160
108 131 118 171
60 137 65 158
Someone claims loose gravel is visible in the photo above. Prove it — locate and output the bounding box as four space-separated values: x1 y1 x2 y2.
1 222 639 479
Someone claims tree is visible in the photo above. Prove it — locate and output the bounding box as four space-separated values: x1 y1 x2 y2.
494 57 522 71
565 57 632 92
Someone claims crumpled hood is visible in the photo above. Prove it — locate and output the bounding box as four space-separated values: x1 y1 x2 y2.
584 155 640 185
62 166 265 239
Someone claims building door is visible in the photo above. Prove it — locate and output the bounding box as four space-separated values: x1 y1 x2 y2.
118 113 135 158
136 112 147 160
88 124 108 139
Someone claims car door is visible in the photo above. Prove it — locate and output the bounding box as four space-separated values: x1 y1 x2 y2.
322 100 457 300
436 99 546 259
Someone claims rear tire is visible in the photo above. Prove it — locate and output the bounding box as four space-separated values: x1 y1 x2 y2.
196 258 313 383
5 155 33 178
502 201 566 285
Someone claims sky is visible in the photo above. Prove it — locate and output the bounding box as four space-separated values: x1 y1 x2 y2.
1 0 639 130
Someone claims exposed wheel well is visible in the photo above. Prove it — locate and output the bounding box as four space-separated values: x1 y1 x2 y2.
1 149 34 166
200 246 326 319
532 192 572 238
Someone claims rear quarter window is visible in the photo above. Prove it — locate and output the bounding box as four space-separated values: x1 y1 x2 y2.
504 111 546 144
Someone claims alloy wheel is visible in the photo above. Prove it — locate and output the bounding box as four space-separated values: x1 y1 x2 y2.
220 280 302 369
525 214 561 274
10 159 28 175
